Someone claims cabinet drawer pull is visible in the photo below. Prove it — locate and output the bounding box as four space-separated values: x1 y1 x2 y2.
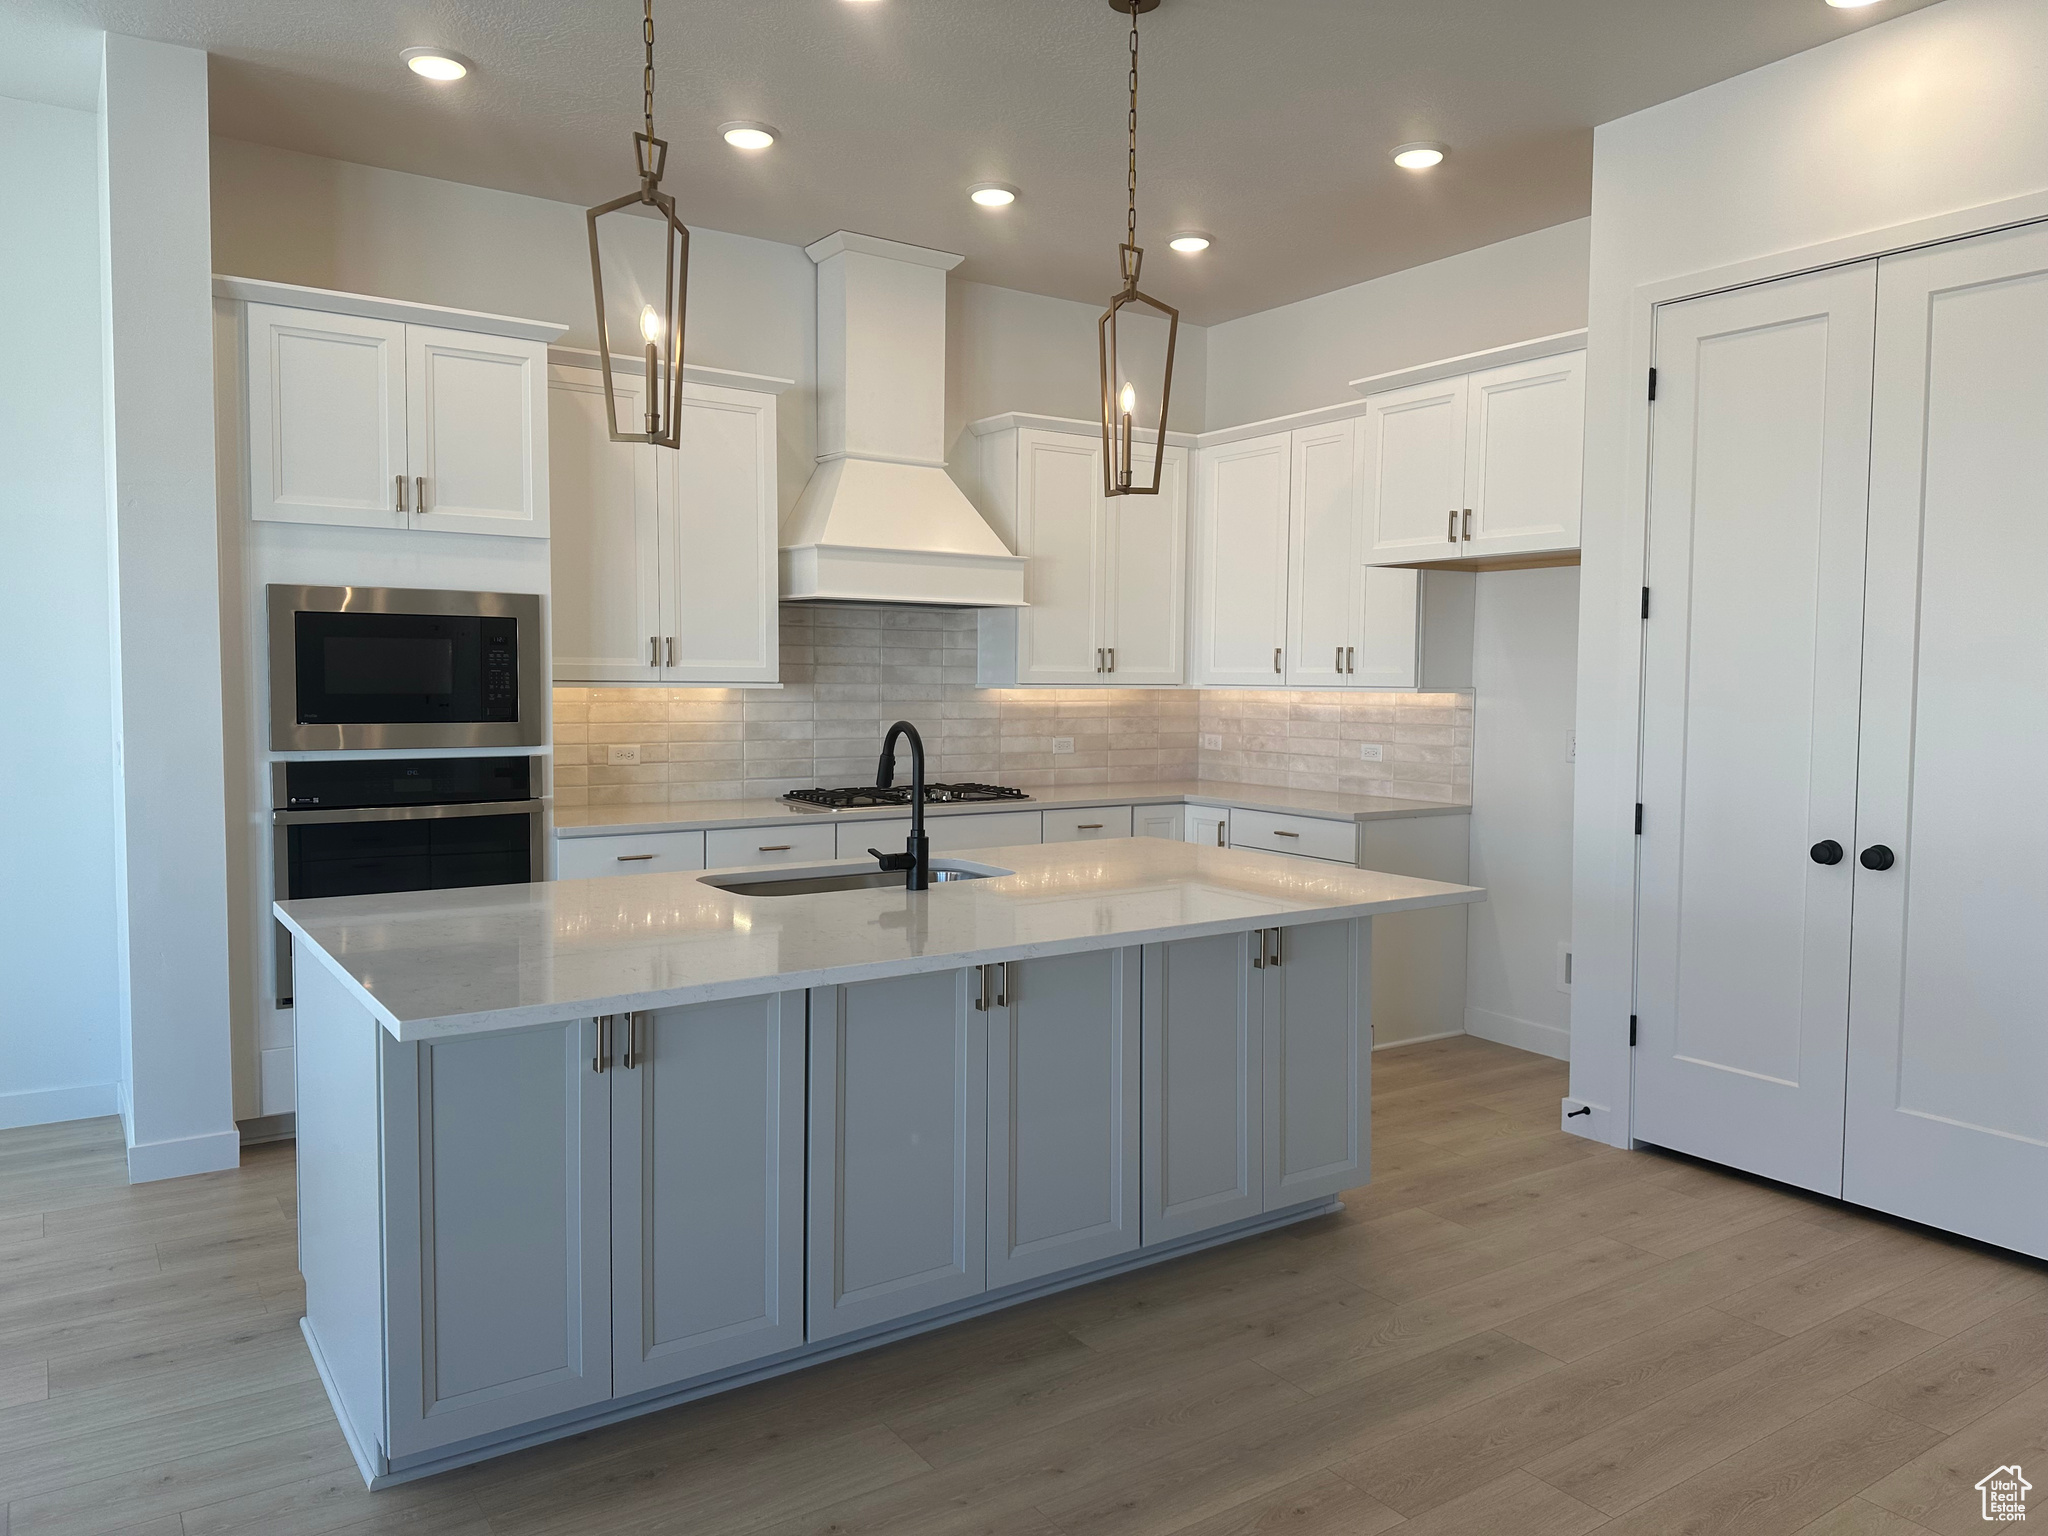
1077 823 1104 830
758 844 792 852
416 475 428 515
1448 509 1458 543
1272 829 1300 838
616 853 656 861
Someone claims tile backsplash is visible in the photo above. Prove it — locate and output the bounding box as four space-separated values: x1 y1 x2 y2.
553 604 1470 808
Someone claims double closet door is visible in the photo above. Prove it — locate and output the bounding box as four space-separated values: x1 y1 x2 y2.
1635 221 2048 1260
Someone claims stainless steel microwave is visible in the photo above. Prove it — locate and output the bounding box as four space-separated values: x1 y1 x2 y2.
268 585 546 751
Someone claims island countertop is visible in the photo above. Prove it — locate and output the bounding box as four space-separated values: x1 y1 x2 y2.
276 839 1483 1042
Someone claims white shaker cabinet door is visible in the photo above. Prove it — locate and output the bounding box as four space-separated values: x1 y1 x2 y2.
1285 420 1360 688
1846 224 2048 1261
1140 932 1263 1244
405 324 549 538
1013 430 1108 684
549 365 662 681
1360 376 1466 562
987 950 1142 1287
1194 433 1291 685
807 970 988 1339
1260 920 1368 1209
662 383 779 684
245 303 409 530
611 994 806 1395
1102 443 1187 685
1349 566 1420 689
1461 350 1584 558
381 1020 613 1458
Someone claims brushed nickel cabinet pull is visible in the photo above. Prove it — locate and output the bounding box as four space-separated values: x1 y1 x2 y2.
649 637 660 667
1106 647 1115 673
592 1016 610 1074
665 636 676 667
1462 507 1472 541
396 474 408 513
1269 927 1283 967
416 476 427 515
1347 646 1355 673
1448 509 1458 543
1251 931 1266 969
1273 647 1282 674
1215 821 1226 847
1095 648 1104 673
622 1011 645 1070
758 844 791 852
1272 829 1300 837
994 962 1008 1008
1334 645 1342 673
616 853 655 861
1077 823 1105 830
974 966 990 1011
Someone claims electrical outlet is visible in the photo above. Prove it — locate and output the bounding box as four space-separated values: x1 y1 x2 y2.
1359 743 1384 762
1052 737 1075 755
607 744 642 766
1566 729 1577 763
1200 733 1223 752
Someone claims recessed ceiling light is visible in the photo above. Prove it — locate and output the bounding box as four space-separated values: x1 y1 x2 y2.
969 183 1019 208
401 47 471 81
720 121 778 150
1169 233 1211 254
1392 142 1446 171
1825 0 1882 7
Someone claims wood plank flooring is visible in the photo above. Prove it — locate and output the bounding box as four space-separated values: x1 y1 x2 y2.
2 1035 2042 1536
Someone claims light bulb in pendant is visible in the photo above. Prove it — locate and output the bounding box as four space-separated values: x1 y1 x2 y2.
1119 382 1136 416
639 305 663 345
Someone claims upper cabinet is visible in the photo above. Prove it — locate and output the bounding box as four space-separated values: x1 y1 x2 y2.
972 417 1189 688
238 295 553 539
549 357 786 686
1358 341 1585 565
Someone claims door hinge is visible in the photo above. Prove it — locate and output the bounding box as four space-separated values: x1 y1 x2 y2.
1629 1014 1638 1047
1634 803 1644 835
1641 586 1650 620
1647 367 1658 402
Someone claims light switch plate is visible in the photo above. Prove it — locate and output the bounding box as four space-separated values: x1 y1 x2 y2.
1052 737 1075 754
1359 743 1384 762
607 744 642 766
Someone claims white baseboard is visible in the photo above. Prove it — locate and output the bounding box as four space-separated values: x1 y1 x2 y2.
126 1126 241 1183
1465 1005 1570 1061
1371 1029 1466 1053
0 1082 122 1131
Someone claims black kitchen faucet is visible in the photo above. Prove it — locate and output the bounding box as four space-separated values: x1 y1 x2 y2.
868 720 931 890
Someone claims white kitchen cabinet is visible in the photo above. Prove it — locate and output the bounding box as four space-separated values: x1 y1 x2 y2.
973 420 1188 687
706 823 835 869
1230 808 1358 865
380 1014 613 1457
1260 921 1369 1208
1359 376 1468 562
807 969 988 1339
1286 420 1360 687
1184 806 1229 849
1135 806 1183 841
1043 806 1134 843
986 950 1142 1287
1192 431 1292 685
1140 931 1263 1243
550 359 786 686
610 994 805 1395
553 829 705 881
244 301 548 539
840 810 1042 860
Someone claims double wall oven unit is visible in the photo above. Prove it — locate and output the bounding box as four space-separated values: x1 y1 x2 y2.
268 585 546 751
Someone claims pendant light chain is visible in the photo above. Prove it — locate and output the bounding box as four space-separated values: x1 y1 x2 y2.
1126 0 1140 257
643 0 656 143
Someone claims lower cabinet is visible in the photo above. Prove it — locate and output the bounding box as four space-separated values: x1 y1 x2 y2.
1260 921 1370 1207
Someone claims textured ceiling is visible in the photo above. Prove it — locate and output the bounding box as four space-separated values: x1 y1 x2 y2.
5 0 1936 322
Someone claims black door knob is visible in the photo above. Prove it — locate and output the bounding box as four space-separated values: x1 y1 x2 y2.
1860 844 1896 871
1809 840 1844 866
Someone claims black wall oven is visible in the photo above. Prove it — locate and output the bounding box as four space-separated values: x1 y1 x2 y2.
268 585 545 751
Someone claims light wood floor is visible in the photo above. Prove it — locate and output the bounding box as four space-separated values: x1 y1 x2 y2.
3 1035 2044 1536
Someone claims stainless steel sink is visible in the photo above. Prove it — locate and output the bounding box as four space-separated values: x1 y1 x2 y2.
699 861 1008 897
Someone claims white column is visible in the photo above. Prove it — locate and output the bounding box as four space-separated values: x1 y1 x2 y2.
98 33 238 1182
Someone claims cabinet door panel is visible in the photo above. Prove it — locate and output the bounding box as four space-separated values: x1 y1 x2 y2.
245 304 408 530
808 971 987 1338
1361 378 1466 562
1103 444 1187 685
1261 920 1368 1208
406 325 548 538
1141 933 1262 1243
1463 352 1584 557
1350 566 1420 688
664 384 779 683
382 1020 610 1456
988 950 1141 1287
1286 421 1359 687
549 366 662 681
1015 431 1107 684
1847 224 2048 1260
612 994 805 1394
1194 434 1291 685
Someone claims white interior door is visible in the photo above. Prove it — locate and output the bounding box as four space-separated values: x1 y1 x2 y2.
244 303 408 530
1462 351 1585 557
1286 420 1359 687
405 324 549 538
1102 444 1186 685
548 366 661 682
1194 433 1291 685
1846 223 2048 1260
1015 430 1107 684
662 383 779 683
1360 377 1466 562
1634 261 1877 1197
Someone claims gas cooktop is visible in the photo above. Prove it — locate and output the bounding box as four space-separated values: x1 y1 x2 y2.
783 782 1032 810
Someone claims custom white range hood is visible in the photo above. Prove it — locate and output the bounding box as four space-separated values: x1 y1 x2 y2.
781 231 1026 607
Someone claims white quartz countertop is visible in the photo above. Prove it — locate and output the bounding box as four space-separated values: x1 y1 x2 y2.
553 779 1467 837
276 839 1483 1042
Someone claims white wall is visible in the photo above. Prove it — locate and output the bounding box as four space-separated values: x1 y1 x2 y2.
0 93 122 1130
1571 0 2048 1142
1465 568 1579 1062
1203 219 1590 429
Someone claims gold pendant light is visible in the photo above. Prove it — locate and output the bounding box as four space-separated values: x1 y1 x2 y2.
1098 0 1178 497
586 0 690 447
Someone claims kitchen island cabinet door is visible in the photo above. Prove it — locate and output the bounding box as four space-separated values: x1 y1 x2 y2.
1140 933 1263 1244
987 950 1141 1287
381 1019 612 1459
808 970 988 1339
1260 920 1369 1209
611 994 805 1395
